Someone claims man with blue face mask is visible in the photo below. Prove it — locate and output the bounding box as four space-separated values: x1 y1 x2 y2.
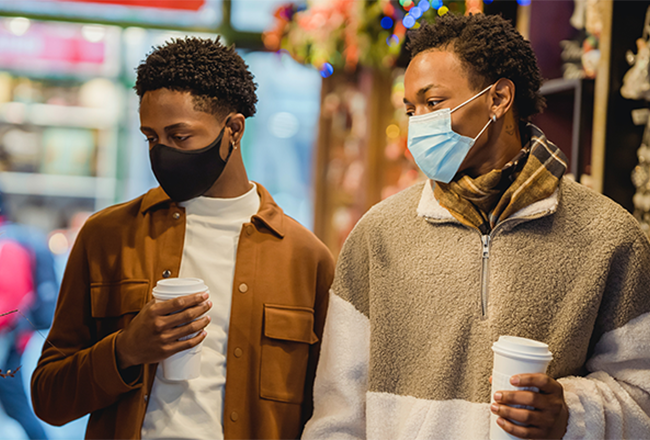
304 13 650 440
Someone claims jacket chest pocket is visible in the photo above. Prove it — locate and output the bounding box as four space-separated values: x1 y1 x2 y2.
90 280 150 339
260 304 319 404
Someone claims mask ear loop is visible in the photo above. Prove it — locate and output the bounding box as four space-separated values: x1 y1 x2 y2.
450 83 495 113
473 113 495 142
222 116 238 161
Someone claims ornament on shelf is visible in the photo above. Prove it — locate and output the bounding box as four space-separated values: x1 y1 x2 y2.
623 6 650 236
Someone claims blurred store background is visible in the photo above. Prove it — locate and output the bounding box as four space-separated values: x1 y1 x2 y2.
0 0 648 439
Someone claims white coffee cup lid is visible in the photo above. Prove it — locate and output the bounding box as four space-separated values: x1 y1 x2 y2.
153 277 207 295
492 335 553 362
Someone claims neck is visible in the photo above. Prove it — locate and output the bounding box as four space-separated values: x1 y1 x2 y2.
202 151 252 198
465 113 523 177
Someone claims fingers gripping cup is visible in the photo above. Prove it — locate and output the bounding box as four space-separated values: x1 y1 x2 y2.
490 336 553 440
152 277 209 381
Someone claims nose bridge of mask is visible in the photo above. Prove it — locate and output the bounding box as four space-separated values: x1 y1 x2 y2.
408 108 452 139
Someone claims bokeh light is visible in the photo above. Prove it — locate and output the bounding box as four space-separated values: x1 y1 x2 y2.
410 6 423 19
386 124 401 139
320 62 334 78
48 232 69 255
431 0 443 9
438 5 449 15
380 16 394 29
386 34 400 46
419 0 431 12
403 15 416 28
517 0 531 4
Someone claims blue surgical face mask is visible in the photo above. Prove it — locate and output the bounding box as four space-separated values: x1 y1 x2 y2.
407 84 495 183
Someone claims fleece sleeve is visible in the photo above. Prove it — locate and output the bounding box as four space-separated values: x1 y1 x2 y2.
302 222 372 440
30 228 143 426
558 233 650 439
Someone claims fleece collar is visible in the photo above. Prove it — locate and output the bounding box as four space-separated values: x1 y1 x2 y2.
417 178 561 224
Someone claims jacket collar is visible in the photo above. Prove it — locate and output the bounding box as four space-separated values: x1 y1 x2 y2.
417 178 561 223
140 182 285 238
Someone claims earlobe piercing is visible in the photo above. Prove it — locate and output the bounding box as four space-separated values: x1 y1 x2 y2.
231 140 238 150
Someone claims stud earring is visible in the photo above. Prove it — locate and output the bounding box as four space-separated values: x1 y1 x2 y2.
491 115 497 122
231 140 237 150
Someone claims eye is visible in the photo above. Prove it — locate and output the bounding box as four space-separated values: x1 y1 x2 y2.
427 99 442 108
172 135 190 142
144 136 157 144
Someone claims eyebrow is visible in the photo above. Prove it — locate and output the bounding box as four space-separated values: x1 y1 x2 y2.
140 122 193 133
403 83 441 104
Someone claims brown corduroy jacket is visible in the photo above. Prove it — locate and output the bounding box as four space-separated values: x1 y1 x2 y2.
31 183 335 439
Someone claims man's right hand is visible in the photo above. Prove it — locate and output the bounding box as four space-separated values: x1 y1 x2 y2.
115 292 212 370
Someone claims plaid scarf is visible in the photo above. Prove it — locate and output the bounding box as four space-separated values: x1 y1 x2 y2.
433 123 567 234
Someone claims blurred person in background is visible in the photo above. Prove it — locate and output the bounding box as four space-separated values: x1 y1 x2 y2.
31 37 334 440
304 13 650 440
0 188 57 440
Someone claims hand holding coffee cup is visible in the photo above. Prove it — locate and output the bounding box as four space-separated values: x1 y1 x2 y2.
489 336 569 440
115 278 212 376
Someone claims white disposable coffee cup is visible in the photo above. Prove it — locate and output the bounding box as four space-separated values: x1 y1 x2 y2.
151 277 209 381
490 335 553 440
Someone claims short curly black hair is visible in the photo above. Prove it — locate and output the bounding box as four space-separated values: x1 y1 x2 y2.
135 37 258 118
407 14 545 120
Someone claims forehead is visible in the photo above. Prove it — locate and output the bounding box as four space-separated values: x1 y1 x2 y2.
139 88 211 124
404 49 472 95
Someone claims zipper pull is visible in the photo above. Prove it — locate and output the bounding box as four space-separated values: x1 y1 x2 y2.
482 235 491 258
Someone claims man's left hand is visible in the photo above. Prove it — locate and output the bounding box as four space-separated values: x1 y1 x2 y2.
490 373 569 439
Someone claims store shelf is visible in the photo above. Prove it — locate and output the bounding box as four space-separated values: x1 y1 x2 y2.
0 171 116 199
0 102 117 129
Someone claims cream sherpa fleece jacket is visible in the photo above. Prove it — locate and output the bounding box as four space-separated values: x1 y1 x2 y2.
303 177 650 440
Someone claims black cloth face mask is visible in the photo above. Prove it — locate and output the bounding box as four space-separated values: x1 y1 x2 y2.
149 120 233 202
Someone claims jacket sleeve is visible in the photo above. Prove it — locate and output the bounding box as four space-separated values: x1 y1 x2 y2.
31 227 143 426
300 247 335 430
558 233 650 439
302 224 372 440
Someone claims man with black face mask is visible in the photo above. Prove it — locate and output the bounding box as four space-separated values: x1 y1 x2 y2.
31 37 334 440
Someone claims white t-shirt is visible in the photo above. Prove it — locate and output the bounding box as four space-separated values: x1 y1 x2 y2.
141 183 260 440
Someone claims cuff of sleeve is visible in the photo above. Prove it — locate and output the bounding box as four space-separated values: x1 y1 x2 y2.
91 331 143 397
558 376 588 439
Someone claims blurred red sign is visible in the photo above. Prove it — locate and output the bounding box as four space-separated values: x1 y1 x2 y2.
59 0 206 11
0 22 111 75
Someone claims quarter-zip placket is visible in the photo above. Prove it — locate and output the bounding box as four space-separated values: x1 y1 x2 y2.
480 234 491 319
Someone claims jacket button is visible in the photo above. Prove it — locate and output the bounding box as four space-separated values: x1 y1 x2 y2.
162 270 171 278
234 347 243 358
230 411 238 422
172 212 181 220
245 225 254 236
238 283 248 293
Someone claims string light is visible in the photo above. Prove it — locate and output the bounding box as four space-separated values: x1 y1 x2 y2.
380 16 394 29
403 14 416 28
419 0 431 12
320 62 334 78
386 34 399 46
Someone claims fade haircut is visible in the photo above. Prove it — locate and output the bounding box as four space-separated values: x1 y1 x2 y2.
135 37 258 118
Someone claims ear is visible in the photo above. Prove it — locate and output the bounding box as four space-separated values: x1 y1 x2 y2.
226 113 246 147
489 78 515 120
